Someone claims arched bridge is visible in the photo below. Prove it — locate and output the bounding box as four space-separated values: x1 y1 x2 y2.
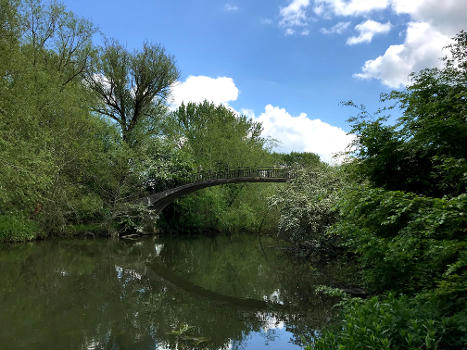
142 167 290 213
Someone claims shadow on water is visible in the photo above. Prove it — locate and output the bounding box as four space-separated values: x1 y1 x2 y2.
0 233 350 349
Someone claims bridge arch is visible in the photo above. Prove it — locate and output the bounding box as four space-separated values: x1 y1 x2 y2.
142 168 289 213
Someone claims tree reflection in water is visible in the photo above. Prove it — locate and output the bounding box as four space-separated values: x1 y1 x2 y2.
0 234 345 349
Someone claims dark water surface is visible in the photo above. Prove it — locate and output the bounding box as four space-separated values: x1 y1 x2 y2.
0 234 345 349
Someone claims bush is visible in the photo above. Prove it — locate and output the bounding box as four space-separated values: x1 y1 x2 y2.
332 187 466 294
0 214 41 242
309 293 466 350
270 165 346 257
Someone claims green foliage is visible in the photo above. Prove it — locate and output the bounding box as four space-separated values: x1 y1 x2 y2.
346 31 467 197
1 0 283 239
272 151 322 168
333 187 466 294
85 40 179 143
160 101 278 234
0 214 41 242
0 0 109 233
309 293 466 350
270 164 346 256
65 223 107 237
166 101 269 170
314 285 349 298
0 0 186 239
133 135 194 193
308 31 467 350
160 183 280 235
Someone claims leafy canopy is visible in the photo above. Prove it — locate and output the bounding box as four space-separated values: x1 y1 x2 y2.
346 31 467 198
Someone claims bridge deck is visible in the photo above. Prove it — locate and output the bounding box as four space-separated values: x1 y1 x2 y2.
142 168 290 212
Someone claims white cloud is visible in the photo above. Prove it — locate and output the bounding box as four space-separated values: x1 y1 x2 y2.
346 20 391 45
301 29 310 36
311 1 465 87
354 21 451 87
390 0 466 34
314 0 389 17
280 0 311 27
252 104 354 163
240 108 255 119
279 0 311 35
330 0 467 87
224 3 239 12
169 75 239 108
320 21 351 34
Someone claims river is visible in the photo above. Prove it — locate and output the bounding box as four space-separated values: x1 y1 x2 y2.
0 233 350 349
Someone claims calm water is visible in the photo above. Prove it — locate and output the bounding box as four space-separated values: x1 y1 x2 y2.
0 234 345 349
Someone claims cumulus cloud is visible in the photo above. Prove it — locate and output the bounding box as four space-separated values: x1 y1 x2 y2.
390 0 466 34
346 20 391 45
372 0 467 88
320 21 351 34
279 0 311 35
169 75 239 108
354 0 466 88
354 21 451 87
280 0 310 26
251 105 354 163
314 0 388 17
310 0 466 87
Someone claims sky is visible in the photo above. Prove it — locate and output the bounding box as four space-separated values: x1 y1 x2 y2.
62 0 466 163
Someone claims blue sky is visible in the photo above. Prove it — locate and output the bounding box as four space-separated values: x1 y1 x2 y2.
62 0 465 162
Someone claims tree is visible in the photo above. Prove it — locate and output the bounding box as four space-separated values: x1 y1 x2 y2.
347 31 467 197
166 101 266 170
272 152 321 169
20 0 96 86
0 0 20 64
0 0 131 239
86 41 179 144
311 31 467 349
159 101 276 234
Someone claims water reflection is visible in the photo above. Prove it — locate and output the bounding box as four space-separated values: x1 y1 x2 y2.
0 234 339 349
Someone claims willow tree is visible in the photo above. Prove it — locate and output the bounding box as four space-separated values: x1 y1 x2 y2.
86 41 179 144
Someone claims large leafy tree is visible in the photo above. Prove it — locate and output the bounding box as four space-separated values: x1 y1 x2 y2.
20 0 95 85
347 31 467 197
86 41 179 144
167 101 266 170
0 0 135 239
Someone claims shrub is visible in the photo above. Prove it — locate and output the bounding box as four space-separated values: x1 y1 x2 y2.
309 293 466 350
270 165 346 257
332 187 466 294
0 214 41 242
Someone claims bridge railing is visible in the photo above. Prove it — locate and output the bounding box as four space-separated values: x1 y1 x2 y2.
185 167 290 185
